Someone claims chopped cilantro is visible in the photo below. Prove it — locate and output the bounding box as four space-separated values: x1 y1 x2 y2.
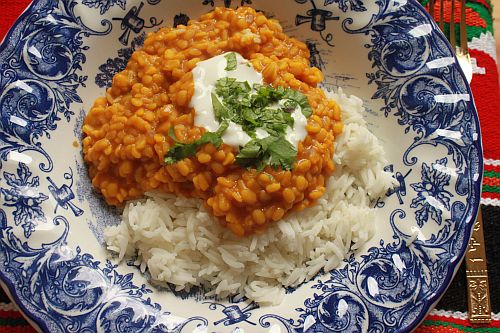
213 79 307 137
282 99 298 112
211 93 231 121
236 136 297 171
256 108 294 136
283 89 312 118
224 52 237 71
215 78 251 102
164 122 228 164
164 76 313 171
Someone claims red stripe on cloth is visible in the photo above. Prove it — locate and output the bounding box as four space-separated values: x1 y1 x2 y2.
484 164 500 173
416 326 463 333
425 314 500 326
469 49 500 161
480 190 500 201
429 1 487 27
0 310 36 332
483 176 500 187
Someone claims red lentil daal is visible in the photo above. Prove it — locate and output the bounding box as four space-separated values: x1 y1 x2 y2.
82 6 343 237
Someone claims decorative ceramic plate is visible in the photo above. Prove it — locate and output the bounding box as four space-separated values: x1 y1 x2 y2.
0 0 482 332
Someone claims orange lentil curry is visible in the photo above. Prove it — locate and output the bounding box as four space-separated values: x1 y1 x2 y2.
82 7 343 237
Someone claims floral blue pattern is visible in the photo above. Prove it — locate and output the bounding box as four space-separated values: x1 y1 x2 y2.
258 207 456 332
82 0 126 14
324 0 366 12
0 0 111 172
1 163 47 238
0 210 207 332
0 0 482 332
410 158 453 227
365 1 469 141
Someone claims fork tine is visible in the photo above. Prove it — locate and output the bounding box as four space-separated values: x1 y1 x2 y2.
460 0 468 54
439 0 445 31
450 0 456 50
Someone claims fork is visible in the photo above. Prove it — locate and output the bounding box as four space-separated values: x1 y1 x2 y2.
430 0 491 324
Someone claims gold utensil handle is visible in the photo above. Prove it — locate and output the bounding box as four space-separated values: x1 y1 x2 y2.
431 0 488 324
465 208 492 323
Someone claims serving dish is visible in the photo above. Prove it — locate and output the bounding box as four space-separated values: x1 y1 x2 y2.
0 0 482 332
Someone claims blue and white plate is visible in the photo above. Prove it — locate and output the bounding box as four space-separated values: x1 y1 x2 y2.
0 0 483 332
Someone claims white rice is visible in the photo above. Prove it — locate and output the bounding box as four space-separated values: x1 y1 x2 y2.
104 89 395 305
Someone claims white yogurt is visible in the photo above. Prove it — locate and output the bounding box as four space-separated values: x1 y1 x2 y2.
222 122 252 147
190 52 308 149
285 106 308 148
190 52 262 133
255 128 269 139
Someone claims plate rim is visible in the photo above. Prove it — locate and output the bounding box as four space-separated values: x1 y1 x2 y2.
1 1 58 331
401 0 484 329
0 0 484 332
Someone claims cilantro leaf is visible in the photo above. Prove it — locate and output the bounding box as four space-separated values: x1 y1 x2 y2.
164 122 228 164
211 93 230 121
179 76 312 170
283 89 312 118
215 78 251 101
236 136 297 171
258 108 294 135
265 136 296 170
251 84 286 108
282 99 298 112
241 108 260 127
168 127 180 143
224 52 237 71
235 140 264 170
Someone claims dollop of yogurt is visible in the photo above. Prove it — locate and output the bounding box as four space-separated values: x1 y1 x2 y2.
190 52 308 149
285 107 308 148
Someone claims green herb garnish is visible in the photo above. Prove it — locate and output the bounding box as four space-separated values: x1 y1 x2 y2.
224 52 237 71
236 136 297 171
283 89 312 118
212 80 305 136
164 122 228 164
164 76 313 171
211 93 231 121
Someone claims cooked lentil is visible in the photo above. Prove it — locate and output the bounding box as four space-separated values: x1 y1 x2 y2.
82 6 343 237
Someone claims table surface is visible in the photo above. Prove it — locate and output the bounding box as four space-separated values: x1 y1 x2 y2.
0 1 499 332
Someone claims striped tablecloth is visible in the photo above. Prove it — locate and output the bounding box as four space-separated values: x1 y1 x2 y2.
0 0 498 332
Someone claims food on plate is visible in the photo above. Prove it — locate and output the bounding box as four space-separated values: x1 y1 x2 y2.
82 6 343 236
105 89 394 304
83 6 394 304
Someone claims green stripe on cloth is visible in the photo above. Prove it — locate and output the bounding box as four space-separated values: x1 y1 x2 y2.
469 2 493 32
484 170 500 177
420 320 500 332
483 185 500 193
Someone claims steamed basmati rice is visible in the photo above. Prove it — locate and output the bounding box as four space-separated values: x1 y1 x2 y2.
104 89 394 305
